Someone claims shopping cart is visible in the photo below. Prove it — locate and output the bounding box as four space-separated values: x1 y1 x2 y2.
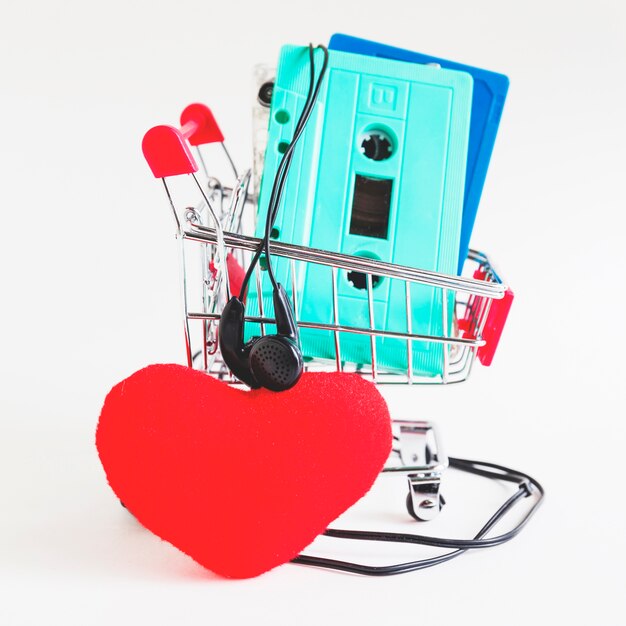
142 103 513 522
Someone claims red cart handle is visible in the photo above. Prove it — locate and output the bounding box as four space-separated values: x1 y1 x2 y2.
458 268 514 367
142 104 224 178
477 288 514 366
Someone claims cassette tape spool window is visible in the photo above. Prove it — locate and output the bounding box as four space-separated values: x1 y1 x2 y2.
349 174 393 240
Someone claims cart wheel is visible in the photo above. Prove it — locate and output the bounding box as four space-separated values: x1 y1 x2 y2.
406 492 445 521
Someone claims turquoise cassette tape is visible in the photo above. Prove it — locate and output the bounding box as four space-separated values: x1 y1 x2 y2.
246 45 473 376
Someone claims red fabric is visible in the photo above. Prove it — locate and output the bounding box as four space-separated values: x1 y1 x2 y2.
96 365 392 578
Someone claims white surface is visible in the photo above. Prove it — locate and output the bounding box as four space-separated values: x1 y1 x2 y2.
1 1 625 624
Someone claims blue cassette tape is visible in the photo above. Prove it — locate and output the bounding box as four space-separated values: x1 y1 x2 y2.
246 45 472 376
329 33 509 273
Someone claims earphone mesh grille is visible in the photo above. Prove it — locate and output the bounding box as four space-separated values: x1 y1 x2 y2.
255 344 290 383
250 338 300 388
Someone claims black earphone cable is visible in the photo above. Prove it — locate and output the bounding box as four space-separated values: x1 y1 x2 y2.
292 457 544 576
239 44 329 300
241 43 327 296
263 45 329 289
262 45 320 292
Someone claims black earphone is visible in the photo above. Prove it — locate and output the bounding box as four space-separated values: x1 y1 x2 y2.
220 44 329 391
219 284 303 391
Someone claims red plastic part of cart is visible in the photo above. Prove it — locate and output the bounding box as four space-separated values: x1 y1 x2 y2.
142 125 198 178
180 103 224 145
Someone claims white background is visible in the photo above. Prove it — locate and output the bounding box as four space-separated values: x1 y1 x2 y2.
1 0 625 624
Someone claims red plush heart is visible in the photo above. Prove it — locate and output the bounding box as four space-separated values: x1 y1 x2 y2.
96 365 391 578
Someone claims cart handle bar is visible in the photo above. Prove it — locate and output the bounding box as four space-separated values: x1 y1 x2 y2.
184 225 506 299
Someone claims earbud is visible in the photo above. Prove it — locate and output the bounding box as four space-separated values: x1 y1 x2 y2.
219 46 326 391
219 284 303 391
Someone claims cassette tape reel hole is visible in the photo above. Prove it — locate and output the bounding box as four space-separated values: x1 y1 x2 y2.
346 251 383 291
257 81 274 107
359 127 395 162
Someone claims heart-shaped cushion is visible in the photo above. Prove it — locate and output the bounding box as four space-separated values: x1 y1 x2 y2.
96 364 391 578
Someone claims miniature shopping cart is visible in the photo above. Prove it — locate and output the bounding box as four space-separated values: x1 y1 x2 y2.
142 104 513 521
